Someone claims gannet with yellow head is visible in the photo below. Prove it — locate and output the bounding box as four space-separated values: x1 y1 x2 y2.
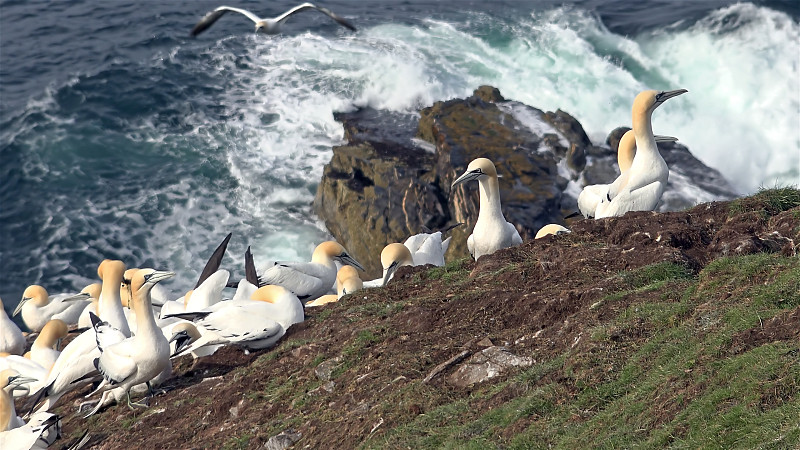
13 285 91 333
258 241 365 304
306 265 364 306
191 2 356 37
0 368 60 449
28 320 68 372
452 158 522 259
77 283 101 329
0 297 25 356
595 89 687 218
535 224 571 239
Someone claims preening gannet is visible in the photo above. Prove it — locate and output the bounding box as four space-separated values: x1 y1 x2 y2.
451 158 522 260
595 89 687 219
191 2 356 37
13 286 91 332
86 269 174 416
169 285 304 357
403 230 450 267
305 265 364 306
535 224 570 239
28 320 68 372
1 369 61 449
258 241 365 304
577 130 678 218
0 297 25 355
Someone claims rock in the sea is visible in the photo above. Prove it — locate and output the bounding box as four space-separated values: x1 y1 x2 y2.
314 86 738 278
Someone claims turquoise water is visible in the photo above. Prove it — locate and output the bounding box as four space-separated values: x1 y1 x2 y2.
1 0 798 318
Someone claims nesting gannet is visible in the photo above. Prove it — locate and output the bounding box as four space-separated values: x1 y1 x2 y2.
1 369 61 448
595 89 687 219
0 297 25 356
306 265 364 306
86 269 174 416
362 243 415 289
577 131 678 219
13 286 91 332
191 2 356 37
452 158 522 259
258 241 365 304
169 285 304 357
535 224 571 239
30 260 129 412
403 232 448 267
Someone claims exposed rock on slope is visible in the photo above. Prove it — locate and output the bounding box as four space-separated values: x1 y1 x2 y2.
314 86 738 278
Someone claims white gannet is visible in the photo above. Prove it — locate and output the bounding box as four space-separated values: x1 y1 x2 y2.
1 369 61 448
306 265 364 306
535 224 571 239
0 355 48 397
403 231 448 267
30 260 129 412
451 158 522 260
169 285 304 357
85 268 174 416
362 243 415 289
577 130 678 218
13 286 91 332
0 297 25 356
184 270 229 312
191 2 356 37
595 89 687 218
28 320 68 372
76 283 101 329
258 241 365 305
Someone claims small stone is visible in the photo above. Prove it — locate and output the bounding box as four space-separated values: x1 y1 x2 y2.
263 429 302 450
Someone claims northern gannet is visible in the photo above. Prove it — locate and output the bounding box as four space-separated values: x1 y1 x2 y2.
577 130 678 218
0 298 25 355
258 241 365 305
28 320 68 372
30 260 129 412
0 355 48 397
191 3 356 37
1 369 60 448
403 231 449 267
362 243 415 289
77 283 101 329
169 285 304 357
184 270 229 312
535 224 571 239
451 158 522 259
306 265 364 306
86 269 174 416
13 286 91 332
595 89 687 218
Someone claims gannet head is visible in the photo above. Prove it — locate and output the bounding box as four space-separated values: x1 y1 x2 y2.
535 224 571 239
130 269 175 306
0 368 37 394
35 319 69 350
255 20 269 33
313 241 365 272
120 268 138 307
81 283 102 300
14 285 49 316
336 265 360 286
168 322 202 355
452 157 498 187
98 259 126 282
380 243 414 286
251 284 295 304
633 89 688 116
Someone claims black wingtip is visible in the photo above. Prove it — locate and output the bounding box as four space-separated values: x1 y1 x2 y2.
89 312 101 327
245 246 259 286
195 232 233 289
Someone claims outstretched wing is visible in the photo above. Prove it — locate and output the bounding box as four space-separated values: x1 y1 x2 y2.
191 6 262 36
195 232 232 289
275 2 356 31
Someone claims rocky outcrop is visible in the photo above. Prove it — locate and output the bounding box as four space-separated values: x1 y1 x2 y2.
314 87 738 278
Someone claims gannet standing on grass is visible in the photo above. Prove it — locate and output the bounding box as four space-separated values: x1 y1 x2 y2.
577 130 678 218
451 158 522 260
190 3 357 37
85 269 174 417
13 286 91 332
0 297 25 355
258 241 365 305
595 89 688 218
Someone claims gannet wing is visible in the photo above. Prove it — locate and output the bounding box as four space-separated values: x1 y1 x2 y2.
467 234 475 259
508 222 523 246
577 183 609 219
94 340 137 385
195 232 232 289
90 313 126 352
202 306 283 343
441 236 452 255
275 2 356 31
191 6 262 36
258 262 326 299
244 246 259 287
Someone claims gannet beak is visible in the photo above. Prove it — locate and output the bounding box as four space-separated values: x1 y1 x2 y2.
145 270 176 285
339 254 365 272
168 330 188 344
654 89 687 105
13 297 30 316
62 292 92 302
382 261 399 287
451 169 483 187
654 135 678 143
8 374 38 387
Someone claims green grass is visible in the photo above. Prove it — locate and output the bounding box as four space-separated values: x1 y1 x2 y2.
425 258 470 283
729 186 800 218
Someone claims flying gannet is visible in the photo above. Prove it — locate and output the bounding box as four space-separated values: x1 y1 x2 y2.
13 286 91 333
85 269 174 417
577 130 678 218
191 2 356 37
0 297 25 356
258 241 364 305
595 89 687 218
451 158 522 259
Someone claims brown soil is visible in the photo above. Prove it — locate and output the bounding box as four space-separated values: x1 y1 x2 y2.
33 200 800 449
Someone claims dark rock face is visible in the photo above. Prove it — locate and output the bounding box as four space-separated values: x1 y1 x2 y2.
314 86 739 278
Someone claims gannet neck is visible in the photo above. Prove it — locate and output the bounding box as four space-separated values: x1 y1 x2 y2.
131 270 174 338
32 320 67 350
477 175 503 217
97 260 129 335
0 373 13 431
617 130 637 173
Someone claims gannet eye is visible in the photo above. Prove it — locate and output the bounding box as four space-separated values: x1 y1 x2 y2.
472 168 483 174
